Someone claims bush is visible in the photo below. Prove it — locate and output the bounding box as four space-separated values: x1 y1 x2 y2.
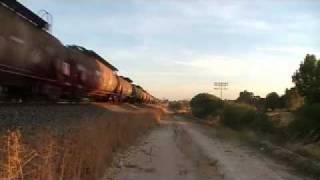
169 101 183 111
221 103 275 132
168 100 189 112
251 112 275 133
221 103 256 130
289 103 320 137
265 92 282 110
190 93 222 119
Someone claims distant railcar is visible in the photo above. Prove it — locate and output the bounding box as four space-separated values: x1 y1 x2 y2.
131 86 154 104
66 45 119 100
142 90 148 103
115 76 133 102
132 85 145 103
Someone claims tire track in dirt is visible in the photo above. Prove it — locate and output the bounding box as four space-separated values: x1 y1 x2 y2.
103 119 222 180
103 116 311 180
180 121 312 180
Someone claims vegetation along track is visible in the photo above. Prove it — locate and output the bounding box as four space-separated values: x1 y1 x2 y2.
0 103 162 180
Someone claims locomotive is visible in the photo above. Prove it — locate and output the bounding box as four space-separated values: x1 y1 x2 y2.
0 0 157 103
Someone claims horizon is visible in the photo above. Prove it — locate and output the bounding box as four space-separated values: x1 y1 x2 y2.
24 0 320 100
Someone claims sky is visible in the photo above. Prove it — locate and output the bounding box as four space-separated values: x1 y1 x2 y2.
23 0 320 100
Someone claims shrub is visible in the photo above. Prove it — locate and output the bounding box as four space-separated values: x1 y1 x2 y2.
190 93 222 119
250 112 275 133
221 103 275 132
221 103 256 130
289 103 320 137
168 100 189 112
265 92 282 110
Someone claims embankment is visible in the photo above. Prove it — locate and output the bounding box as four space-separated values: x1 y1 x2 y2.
0 103 162 180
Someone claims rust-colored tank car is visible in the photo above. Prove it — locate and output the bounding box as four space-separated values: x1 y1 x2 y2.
66 46 119 98
115 76 133 101
131 85 156 103
132 86 156 104
145 92 152 103
132 85 145 103
141 90 148 102
0 0 157 103
147 92 155 103
0 1 68 97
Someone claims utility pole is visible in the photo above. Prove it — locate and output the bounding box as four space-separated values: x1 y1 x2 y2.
214 82 228 100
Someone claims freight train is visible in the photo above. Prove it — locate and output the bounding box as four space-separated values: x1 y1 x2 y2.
0 0 157 103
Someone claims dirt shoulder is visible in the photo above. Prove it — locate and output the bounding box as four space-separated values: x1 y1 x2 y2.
103 119 223 180
182 122 311 180
104 116 313 180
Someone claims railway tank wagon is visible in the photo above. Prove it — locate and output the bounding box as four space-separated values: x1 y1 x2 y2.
0 0 158 103
132 85 145 103
145 92 152 103
115 76 133 102
141 90 148 103
0 0 69 99
66 45 119 100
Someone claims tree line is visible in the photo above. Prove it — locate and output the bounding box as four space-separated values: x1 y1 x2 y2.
190 54 320 140
236 88 304 111
236 54 320 110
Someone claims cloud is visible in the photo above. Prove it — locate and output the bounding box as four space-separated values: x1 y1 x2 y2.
234 20 273 31
174 55 249 78
21 0 320 100
172 52 299 96
256 46 320 55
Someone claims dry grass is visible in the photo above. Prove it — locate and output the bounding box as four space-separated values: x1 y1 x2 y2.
201 123 320 178
266 111 295 127
290 143 320 161
0 104 162 180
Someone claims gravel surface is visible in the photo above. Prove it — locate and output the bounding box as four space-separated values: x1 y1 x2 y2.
103 119 223 180
0 103 101 131
0 103 160 132
181 122 311 180
103 116 313 180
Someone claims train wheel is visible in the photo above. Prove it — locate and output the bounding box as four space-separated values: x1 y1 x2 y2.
112 95 119 104
110 95 115 104
42 84 62 102
105 94 113 103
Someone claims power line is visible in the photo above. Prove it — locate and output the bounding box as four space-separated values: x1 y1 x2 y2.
214 82 228 100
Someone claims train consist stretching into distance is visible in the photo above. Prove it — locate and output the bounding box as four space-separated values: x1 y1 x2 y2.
0 0 158 103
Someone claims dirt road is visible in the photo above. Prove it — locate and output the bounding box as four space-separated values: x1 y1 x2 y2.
103 116 312 180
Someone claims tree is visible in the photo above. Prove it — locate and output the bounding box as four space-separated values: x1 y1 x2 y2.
168 100 190 112
237 90 254 104
252 96 266 111
282 88 304 111
236 91 266 110
292 54 320 103
190 93 222 118
221 103 256 130
169 101 183 111
265 92 281 110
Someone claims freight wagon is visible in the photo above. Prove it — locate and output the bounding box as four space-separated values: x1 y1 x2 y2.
0 0 157 103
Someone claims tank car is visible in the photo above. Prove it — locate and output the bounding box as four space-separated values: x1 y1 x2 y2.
142 90 149 103
115 76 133 102
0 0 157 103
132 85 145 103
0 0 68 99
66 45 119 101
